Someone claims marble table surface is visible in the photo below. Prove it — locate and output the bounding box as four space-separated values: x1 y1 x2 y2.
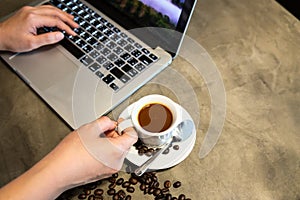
0 0 299 199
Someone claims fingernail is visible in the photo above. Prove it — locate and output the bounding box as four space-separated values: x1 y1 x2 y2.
55 32 64 40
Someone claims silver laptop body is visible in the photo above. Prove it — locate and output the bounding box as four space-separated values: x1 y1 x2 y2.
0 0 197 129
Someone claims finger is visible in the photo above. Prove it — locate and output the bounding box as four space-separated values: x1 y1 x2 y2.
32 6 79 32
30 32 65 50
95 116 117 133
34 5 76 24
118 127 138 147
32 14 77 35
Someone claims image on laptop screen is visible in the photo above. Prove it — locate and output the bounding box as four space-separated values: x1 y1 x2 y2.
103 0 186 29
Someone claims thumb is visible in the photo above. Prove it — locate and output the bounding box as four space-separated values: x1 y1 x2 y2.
34 32 64 48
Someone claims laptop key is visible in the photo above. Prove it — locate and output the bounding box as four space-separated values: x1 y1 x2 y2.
60 38 84 59
80 55 93 66
95 71 104 78
89 63 101 72
135 63 146 71
114 59 125 67
120 52 131 60
131 49 142 57
127 57 138 66
103 61 114 70
89 50 100 59
110 83 119 91
102 74 115 84
122 64 138 77
110 67 130 83
149 53 158 61
138 55 153 66
96 55 107 64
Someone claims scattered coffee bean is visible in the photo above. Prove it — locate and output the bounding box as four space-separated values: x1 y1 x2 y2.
153 188 162 196
173 145 180 150
112 173 118 178
108 177 116 183
165 193 173 200
113 193 119 200
164 180 172 188
163 148 170 154
125 195 132 200
140 183 146 191
129 177 138 185
107 188 115 196
118 189 126 198
116 177 124 185
162 187 170 194
83 188 91 195
94 188 104 196
108 182 116 189
126 186 135 193
173 181 182 188
88 195 95 200
78 193 87 199
178 194 186 200
122 181 131 188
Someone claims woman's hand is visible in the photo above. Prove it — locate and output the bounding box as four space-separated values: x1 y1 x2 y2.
0 116 138 200
0 5 78 52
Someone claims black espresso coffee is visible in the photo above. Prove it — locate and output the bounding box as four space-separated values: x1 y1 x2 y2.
138 103 173 133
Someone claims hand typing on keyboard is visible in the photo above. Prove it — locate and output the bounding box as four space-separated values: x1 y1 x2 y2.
0 5 79 52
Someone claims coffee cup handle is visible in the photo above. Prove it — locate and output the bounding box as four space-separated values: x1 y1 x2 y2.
117 119 134 135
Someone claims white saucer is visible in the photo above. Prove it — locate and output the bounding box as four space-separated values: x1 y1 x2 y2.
119 102 197 170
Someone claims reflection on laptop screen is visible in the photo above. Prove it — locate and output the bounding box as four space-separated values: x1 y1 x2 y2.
102 0 186 29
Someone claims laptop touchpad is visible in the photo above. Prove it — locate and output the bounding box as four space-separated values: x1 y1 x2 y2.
9 46 79 91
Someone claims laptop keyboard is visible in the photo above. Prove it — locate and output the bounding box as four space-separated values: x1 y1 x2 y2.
43 0 159 91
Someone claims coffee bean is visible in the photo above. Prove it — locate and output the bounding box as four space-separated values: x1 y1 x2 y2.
161 187 170 194
155 194 166 200
173 181 181 188
173 145 180 150
116 178 124 185
88 195 95 200
146 151 153 156
108 182 116 189
153 188 162 196
153 181 160 188
165 194 172 200
113 194 119 200
94 189 104 196
122 181 131 188
83 189 91 195
171 197 178 200
125 195 132 200
126 186 135 193
140 183 146 191
94 196 103 200
78 193 87 199
108 177 116 183
112 173 118 178
148 188 154 194
129 177 138 185
118 189 126 198
164 180 172 188
162 148 170 154
178 194 186 200
107 188 115 196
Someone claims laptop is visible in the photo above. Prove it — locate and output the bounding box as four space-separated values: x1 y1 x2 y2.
0 0 197 129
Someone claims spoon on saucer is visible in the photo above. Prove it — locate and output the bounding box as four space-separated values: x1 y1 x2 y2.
134 119 194 176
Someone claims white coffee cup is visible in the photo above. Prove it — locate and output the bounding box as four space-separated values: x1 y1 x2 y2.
118 94 182 147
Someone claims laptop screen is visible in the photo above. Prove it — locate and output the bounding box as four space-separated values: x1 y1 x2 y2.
88 0 196 57
102 0 184 29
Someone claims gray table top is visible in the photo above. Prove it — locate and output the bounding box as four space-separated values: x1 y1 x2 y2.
0 0 299 199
